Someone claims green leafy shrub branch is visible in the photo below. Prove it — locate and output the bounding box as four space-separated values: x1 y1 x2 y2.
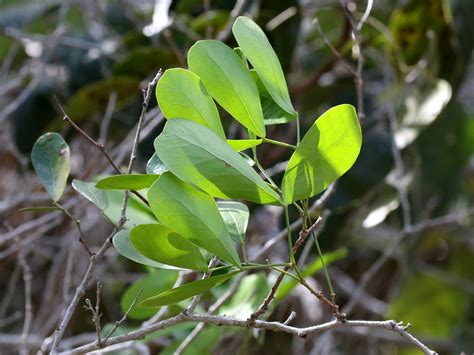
30 17 436 355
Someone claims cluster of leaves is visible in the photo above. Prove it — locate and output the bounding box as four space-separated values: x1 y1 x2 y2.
30 17 361 310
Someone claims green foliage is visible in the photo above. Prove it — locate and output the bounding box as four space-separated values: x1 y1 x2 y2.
156 68 225 138
154 119 281 204
146 153 168 175
233 17 294 115
121 269 179 320
95 174 159 191
130 224 208 271
148 173 241 267
31 132 70 202
72 179 109 210
139 271 240 308
217 201 249 244
113 229 179 269
188 40 265 137
282 104 361 204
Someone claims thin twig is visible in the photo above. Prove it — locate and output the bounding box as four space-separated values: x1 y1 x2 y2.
83 282 103 346
18 247 33 355
216 0 247 41
61 314 438 354
52 95 150 207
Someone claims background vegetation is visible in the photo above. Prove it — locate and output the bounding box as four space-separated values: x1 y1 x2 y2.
0 0 473 353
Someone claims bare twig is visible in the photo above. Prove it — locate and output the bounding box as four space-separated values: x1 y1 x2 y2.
53 95 150 207
18 247 33 355
216 0 247 41
83 282 103 346
60 314 437 355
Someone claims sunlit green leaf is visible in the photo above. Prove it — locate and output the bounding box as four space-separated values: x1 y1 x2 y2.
96 174 159 191
103 191 156 227
148 173 241 266
154 119 281 205
217 201 249 244
113 229 181 269
72 179 108 210
121 269 179 320
233 17 294 115
156 68 225 138
146 153 168 175
282 104 361 204
139 271 240 308
226 139 262 152
130 224 208 271
31 132 70 202
251 69 296 125
188 40 265 137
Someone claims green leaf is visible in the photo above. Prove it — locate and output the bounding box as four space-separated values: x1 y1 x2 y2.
154 119 281 205
217 201 249 244
113 229 181 270
19 206 62 212
72 179 108 210
148 173 241 267
139 271 240 308
103 191 157 227
251 69 296 125
96 174 159 191
121 269 179 320
31 132 70 202
226 139 262 152
188 40 265 137
130 224 208 271
146 153 168 175
233 17 294 115
156 68 226 138
219 274 269 318
282 104 362 204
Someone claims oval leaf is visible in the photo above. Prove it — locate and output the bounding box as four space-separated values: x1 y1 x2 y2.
121 270 179 320
31 132 70 202
282 104 362 204
113 229 181 270
217 201 249 244
72 179 108 210
188 40 265 137
139 271 240 308
146 153 168 175
154 119 281 205
227 139 262 152
148 173 241 267
233 17 294 115
96 174 159 191
130 224 208 271
156 68 225 138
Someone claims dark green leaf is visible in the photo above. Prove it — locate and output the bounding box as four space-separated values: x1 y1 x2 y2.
96 174 159 191
31 132 70 202
139 271 240 308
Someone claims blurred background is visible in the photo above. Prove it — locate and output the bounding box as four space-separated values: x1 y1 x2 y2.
0 0 473 354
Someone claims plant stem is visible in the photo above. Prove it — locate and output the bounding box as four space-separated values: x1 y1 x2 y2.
262 138 296 150
311 231 336 302
284 206 296 266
